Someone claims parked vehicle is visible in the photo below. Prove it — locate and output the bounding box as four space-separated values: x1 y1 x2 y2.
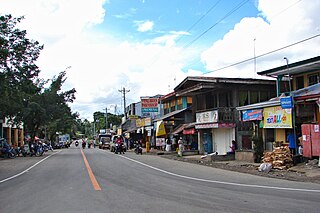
0 138 16 159
43 142 53 152
15 146 27 157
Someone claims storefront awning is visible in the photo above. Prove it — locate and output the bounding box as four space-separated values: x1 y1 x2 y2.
292 83 320 101
170 124 188 135
195 122 236 129
236 99 280 111
124 127 137 133
154 108 188 121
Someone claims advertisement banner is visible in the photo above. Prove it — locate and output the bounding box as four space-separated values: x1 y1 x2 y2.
141 98 159 112
242 109 262 121
263 106 292 128
196 110 218 123
156 120 166 136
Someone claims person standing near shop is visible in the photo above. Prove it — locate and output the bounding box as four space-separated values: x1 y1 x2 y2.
178 137 184 155
287 131 297 155
172 138 177 151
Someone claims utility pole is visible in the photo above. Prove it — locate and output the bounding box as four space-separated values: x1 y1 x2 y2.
105 107 108 131
118 87 130 119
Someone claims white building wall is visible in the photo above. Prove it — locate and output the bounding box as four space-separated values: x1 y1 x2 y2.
214 128 235 155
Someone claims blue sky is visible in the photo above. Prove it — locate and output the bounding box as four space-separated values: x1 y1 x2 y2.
1 0 319 120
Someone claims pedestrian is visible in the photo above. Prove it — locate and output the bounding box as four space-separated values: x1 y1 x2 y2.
227 140 236 154
172 138 177 151
287 131 297 155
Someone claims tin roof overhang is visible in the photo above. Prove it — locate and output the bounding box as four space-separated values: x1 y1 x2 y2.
257 56 320 77
236 99 280 111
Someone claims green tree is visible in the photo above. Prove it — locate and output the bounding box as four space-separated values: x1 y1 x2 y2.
0 14 43 122
23 71 76 141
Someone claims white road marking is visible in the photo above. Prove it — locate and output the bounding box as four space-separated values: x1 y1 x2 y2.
100 150 320 193
0 150 62 184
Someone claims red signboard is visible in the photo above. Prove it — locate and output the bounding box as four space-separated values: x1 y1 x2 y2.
141 98 159 112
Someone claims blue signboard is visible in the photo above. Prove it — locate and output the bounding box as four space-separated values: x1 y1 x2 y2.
280 97 293 109
242 109 262 121
141 108 158 112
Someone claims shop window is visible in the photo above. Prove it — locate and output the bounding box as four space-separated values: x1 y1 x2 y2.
308 73 319 86
296 103 316 123
295 76 304 90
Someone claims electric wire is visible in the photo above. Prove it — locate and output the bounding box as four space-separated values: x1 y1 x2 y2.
203 33 320 75
183 0 250 49
175 0 222 44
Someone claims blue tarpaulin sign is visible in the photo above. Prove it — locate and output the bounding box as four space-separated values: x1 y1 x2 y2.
280 97 293 109
242 109 262 121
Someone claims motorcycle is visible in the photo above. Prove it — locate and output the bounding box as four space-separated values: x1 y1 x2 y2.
115 142 124 154
0 138 16 159
75 141 79 147
30 142 44 157
15 146 27 157
82 141 86 149
134 143 142 155
43 143 53 152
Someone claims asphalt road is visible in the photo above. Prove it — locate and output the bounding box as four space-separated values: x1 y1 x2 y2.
1 146 320 213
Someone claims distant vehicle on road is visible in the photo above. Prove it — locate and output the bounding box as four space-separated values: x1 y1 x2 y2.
98 133 112 149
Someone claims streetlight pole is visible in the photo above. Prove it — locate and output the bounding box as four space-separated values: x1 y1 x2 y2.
284 57 291 93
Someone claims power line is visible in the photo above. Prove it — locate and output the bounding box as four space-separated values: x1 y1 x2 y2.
183 0 250 49
175 0 222 44
203 33 320 75
147 0 222 68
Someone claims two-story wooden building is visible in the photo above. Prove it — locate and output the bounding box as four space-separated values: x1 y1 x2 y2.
174 76 276 155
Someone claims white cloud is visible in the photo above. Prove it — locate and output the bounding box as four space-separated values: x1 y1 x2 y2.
135 20 154 32
1 0 191 120
2 0 319 121
201 0 320 78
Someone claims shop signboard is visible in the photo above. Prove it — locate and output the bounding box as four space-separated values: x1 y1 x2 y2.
263 106 292 128
280 96 293 109
144 117 151 126
141 97 159 112
242 109 262 121
156 120 166 136
196 110 218 123
136 119 142 128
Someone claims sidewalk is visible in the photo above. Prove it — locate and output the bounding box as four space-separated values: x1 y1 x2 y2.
145 149 320 184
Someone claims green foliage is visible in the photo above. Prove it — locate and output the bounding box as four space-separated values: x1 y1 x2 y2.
0 14 77 141
0 14 43 121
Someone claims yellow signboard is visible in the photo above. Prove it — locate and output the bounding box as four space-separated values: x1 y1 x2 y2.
263 106 292 128
156 120 166 136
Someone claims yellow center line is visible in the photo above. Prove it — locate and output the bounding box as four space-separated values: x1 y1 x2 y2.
81 149 101 191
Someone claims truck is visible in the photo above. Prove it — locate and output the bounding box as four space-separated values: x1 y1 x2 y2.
98 133 112 149
58 134 70 148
